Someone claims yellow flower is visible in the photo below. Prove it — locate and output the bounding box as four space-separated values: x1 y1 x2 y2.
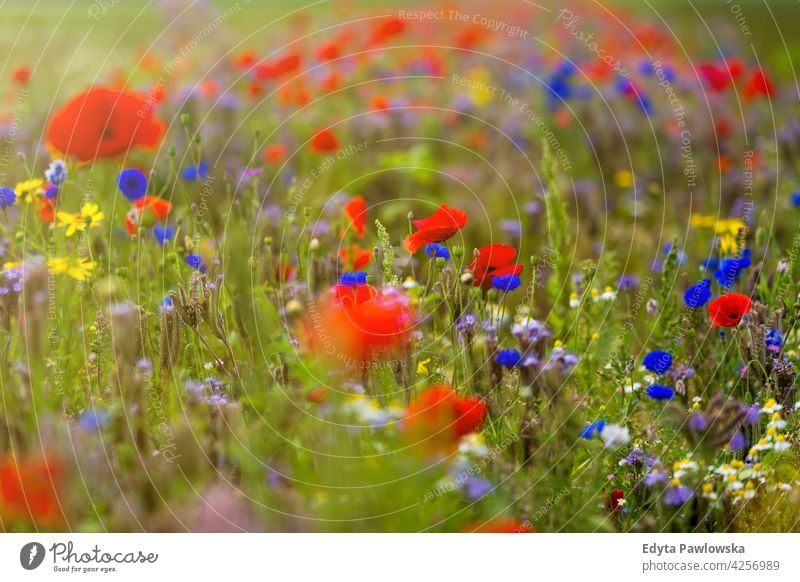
416 358 431 375
690 214 716 228
464 67 494 106
15 179 44 199
718 234 738 254
715 218 745 236
48 256 97 281
56 202 105 236
614 170 633 188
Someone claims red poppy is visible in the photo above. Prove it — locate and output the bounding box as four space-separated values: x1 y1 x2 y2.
264 143 287 164
340 244 372 271
319 72 341 93
403 204 468 254
469 244 524 289
256 53 301 79
370 95 390 111
342 196 367 239
246 81 264 99
402 385 486 453
607 488 625 514
0 453 64 528
35 197 56 224
698 63 731 92
276 262 294 283
46 87 165 162
307 387 327 403
125 196 172 235
463 518 534 533
455 25 486 50
744 69 775 99
708 293 751 328
371 17 405 44
311 128 339 153
13 66 31 85
233 50 257 70
317 42 340 61
310 286 414 364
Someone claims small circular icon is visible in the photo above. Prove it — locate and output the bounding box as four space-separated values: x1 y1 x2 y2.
20 542 46 570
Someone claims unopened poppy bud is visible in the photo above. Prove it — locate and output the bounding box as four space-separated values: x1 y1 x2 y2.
452 245 464 257
303 207 311 217
435 257 446 269
487 289 498 301
248 257 258 270
253 128 261 140
181 113 191 125
264 236 273 246
366 274 376 285
460 272 474 285
168 146 176 158
193 133 201 144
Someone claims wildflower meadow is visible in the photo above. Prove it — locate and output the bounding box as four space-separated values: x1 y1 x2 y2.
1 0 800 542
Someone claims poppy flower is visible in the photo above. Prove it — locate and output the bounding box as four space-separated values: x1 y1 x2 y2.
12 66 31 85
342 196 367 239
263 144 287 164
339 244 372 271
35 197 56 224
46 87 165 162
463 518 534 533
276 262 294 282
310 286 414 364
317 42 340 61
256 53 301 79
403 204 468 254
0 453 65 528
311 128 339 153
468 243 523 288
744 69 775 99
698 62 732 92
402 385 486 453
233 49 257 70
371 17 405 44
125 195 171 235
708 293 751 328
607 488 625 514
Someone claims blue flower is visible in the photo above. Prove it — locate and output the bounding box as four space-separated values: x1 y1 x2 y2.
701 257 719 271
713 248 752 288
153 224 175 245
0 187 16 208
728 431 747 451
688 412 707 432
339 271 368 287
643 350 673 374
117 168 148 201
44 184 59 199
491 274 522 292
765 328 782 350
792 190 800 207
663 484 693 506
78 408 111 432
496 348 522 368
684 279 712 308
579 419 606 440
646 384 675 400
186 254 205 271
181 161 209 181
45 160 68 186
462 476 493 500
424 243 450 260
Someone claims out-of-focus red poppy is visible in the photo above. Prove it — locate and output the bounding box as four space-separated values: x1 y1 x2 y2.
309 285 414 364
608 488 625 514
257 53 301 80
276 262 294 283
278 83 311 106
708 293 751 328
246 81 264 99
234 49 257 70
342 196 367 239
340 245 372 271
698 63 732 92
463 518 534 533
319 72 341 93
370 95 390 111
371 17 405 44
311 128 339 153
317 42 340 61
469 244 524 289
307 387 327 403
455 25 486 50
402 385 486 453
264 143 287 164
125 196 171 235
13 66 31 85
35 197 56 224
403 204 468 254
0 453 65 528
46 87 165 163
744 69 775 99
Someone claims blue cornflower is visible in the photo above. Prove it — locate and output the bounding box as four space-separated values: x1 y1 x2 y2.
78 408 110 432
425 243 450 261
765 328 782 351
117 168 148 201
579 419 606 440
688 412 708 432
496 348 522 368
462 476 493 500
0 187 16 208
643 350 673 374
792 190 800 207
728 431 747 451
701 257 719 271
44 184 59 199
339 271 368 287
713 248 752 288
161 296 174 309
45 159 68 186
646 384 675 400
663 484 693 506
186 254 205 271
181 161 209 181
492 274 522 292
153 224 175 245
684 279 712 308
